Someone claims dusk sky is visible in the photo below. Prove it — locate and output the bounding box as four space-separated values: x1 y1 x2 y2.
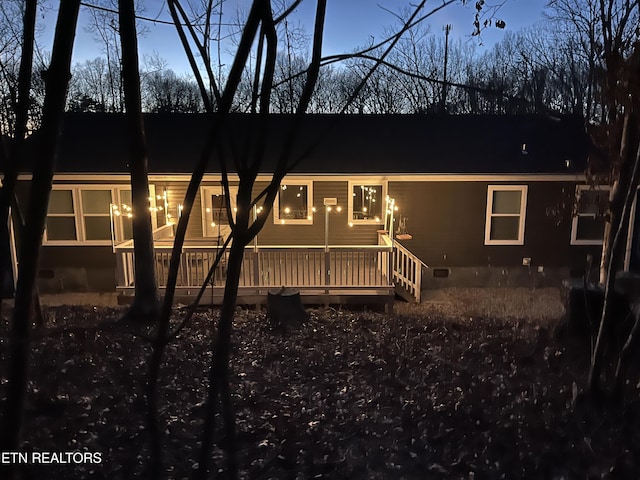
43 0 549 75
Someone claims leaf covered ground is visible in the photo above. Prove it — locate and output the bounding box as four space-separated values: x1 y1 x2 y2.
1 292 640 479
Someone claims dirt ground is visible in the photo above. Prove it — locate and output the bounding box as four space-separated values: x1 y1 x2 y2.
1 288 639 479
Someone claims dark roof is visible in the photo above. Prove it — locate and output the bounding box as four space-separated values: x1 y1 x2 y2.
26 112 589 175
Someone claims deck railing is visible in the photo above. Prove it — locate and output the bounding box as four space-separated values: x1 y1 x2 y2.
392 241 427 302
114 240 393 292
379 233 427 303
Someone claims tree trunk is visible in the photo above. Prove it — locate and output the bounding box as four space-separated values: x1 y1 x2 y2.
267 287 308 330
119 0 159 319
0 0 36 300
0 1 80 475
589 113 640 395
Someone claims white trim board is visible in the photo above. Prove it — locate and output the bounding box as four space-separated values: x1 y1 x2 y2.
15 173 587 183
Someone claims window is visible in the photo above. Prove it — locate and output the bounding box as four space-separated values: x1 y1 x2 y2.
348 181 386 224
46 189 78 241
485 185 528 245
274 181 313 225
571 185 609 245
118 190 133 240
81 189 113 241
201 186 237 239
44 185 155 245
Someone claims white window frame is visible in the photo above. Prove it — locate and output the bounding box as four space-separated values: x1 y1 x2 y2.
44 185 156 246
484 185 528 246
348 179 387 225
273 180 313 225
200 185 238 238
571 184 610 246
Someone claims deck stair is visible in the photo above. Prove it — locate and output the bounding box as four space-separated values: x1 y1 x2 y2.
386 236 427 303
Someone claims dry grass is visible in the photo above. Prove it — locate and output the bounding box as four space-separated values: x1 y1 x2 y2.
395 287 565 324
9 288 566 324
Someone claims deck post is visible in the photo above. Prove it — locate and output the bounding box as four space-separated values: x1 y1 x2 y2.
253 250 260 288
115 250 126 287
324 250 330 294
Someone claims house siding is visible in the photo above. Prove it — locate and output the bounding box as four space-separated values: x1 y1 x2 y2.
10 175 602 293
256 181 380 246
389 180 602 287
38 246 116 292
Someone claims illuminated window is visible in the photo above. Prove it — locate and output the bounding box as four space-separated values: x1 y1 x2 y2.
44 185 155 245
119 190 133 240
485 185 527 245
81 190 112 241
201 186 237 238
571 185 609 245
46 189 77 241
274 181 313 225
348 181 385 224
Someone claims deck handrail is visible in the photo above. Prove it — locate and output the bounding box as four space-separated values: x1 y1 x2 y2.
392 239 427 303
379 233 427 303
114 241 392 253
114 239 393 291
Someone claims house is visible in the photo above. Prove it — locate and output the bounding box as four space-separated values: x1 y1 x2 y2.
8 112 606 305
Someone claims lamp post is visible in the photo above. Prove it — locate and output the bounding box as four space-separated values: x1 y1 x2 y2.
323 197 338 252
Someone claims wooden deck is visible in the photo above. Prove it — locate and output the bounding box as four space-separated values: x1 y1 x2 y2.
115 238 395 307
114 228 425 307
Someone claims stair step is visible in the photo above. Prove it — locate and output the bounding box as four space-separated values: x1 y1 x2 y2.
394 282 417 303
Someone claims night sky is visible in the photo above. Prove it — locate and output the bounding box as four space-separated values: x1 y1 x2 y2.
40 0 548 75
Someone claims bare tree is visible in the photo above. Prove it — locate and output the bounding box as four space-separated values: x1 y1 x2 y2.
545 0 640 398
0 2 82 477
118 0 159 319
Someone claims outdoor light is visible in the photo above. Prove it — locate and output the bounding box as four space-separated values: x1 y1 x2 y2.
284 207 291 214
206 207 211 213
336 206 342 212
